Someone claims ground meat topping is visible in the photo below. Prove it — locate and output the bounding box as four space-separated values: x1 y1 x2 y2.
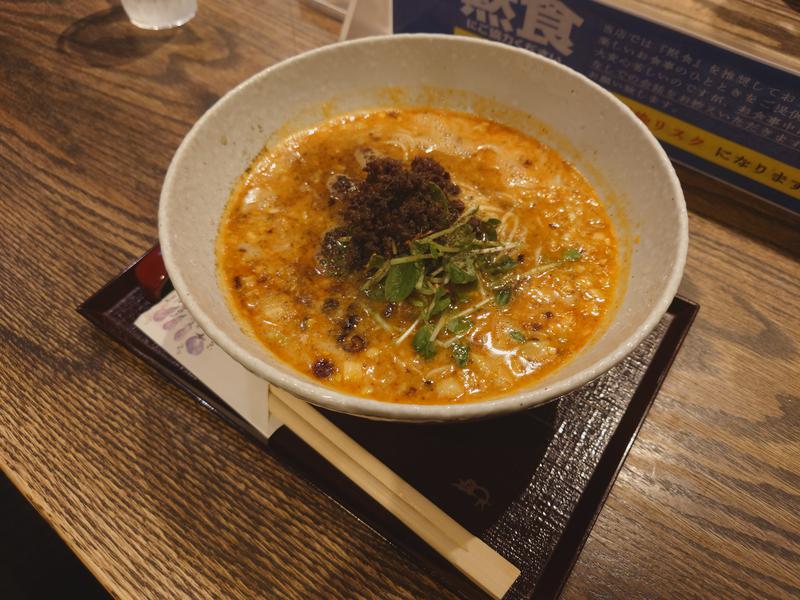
318 155 464 273
328 175 355 205
321 298 340 313
383 303 396 319
340 334 367 353
317 226 358 277
337 314 361 340
312 358 335 378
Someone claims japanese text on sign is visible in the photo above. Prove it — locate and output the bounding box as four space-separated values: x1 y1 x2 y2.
460 1 584 58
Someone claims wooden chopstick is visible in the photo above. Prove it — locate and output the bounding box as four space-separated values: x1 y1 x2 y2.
269 386 520 599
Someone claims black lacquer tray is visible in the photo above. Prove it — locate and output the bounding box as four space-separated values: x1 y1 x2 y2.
79 246 697 599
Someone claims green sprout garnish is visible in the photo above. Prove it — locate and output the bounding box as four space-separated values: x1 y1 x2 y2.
358 192 580 366
509 329 527 343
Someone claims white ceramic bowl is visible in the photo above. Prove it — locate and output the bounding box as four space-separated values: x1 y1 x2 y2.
159 34 687 422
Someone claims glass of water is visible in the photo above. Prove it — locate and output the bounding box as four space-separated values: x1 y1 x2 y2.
121 0 197 30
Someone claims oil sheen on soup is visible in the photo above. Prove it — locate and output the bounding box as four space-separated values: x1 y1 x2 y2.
217 108 617 404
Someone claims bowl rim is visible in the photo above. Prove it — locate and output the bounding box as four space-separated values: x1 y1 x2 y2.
159 33 688 421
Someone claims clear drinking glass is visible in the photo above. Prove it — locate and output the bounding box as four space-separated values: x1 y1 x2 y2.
120 0 197 30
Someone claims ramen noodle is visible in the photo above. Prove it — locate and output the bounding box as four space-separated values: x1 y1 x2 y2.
217 108 617 404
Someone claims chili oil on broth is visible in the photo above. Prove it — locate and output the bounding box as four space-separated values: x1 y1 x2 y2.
217 108 617 405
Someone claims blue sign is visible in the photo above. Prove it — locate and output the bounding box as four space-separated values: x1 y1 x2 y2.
395 0 800 213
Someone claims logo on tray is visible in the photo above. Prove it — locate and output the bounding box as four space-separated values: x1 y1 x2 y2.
453 478 491 510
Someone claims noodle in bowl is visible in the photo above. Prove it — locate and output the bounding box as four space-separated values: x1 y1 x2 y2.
159 34 687 421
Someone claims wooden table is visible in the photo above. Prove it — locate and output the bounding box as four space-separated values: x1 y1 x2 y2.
1 1 798 598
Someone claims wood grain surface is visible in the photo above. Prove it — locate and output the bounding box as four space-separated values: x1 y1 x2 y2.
610 0 800 73
0 1 798 599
